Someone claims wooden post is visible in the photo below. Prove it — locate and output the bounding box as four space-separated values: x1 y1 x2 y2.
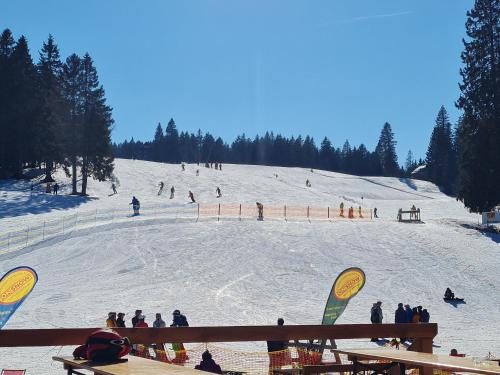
239 204 241 221
284 205 287 221
197 203 200 221
218 203 220 222
307 206 310 223
328 206 330 219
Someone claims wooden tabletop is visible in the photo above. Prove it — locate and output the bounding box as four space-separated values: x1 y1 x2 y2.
53 356 206 375
332 349 500 375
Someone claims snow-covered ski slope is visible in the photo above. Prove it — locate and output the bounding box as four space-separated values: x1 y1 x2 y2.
0 159 498 374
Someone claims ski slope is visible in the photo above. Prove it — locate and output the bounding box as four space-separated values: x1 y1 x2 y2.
0 159 498 374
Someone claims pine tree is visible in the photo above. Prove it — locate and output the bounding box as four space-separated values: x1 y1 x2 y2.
62 54 83 194
375 122 399 176
165 118 179 162
79 53 114 195
152 122 164 162
7 36 40 178
405 150 416 174
456 0 500 212
37 34 65 181
319 137 333 171
0 29 16 178
426 106 456 193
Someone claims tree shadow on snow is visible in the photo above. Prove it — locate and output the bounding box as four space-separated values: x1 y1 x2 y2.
0 179 97 219
398 178 418 191
460 223 500 244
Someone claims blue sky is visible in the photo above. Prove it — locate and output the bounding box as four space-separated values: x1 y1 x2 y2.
3 0 473 162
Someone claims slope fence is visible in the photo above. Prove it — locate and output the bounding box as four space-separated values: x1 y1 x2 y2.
0 204 371 254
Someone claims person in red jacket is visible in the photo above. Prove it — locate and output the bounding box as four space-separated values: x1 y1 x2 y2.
136 315 148 328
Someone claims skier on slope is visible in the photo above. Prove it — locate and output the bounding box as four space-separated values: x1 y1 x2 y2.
170 186 175 199
188 191 196 203
130 196 140 215
216 187 222 198
158 181 164 195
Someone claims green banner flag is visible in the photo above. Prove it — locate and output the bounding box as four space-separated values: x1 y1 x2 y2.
322 267 365 325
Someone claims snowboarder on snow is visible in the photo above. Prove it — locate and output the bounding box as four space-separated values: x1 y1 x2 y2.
188 190 196 203
130 196 140 215
170 186 175 199
216 187 222 198
195 350 223 374
444 288 455 300
158 181 164 195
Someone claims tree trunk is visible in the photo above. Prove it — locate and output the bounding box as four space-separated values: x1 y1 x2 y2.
81 157 88 196
71 156 78 195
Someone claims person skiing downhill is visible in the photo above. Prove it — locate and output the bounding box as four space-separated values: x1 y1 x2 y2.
130 196 140 215
158 181 164 195
111 183 117 195
216 187 222 198
188 191 196 203
170 186 175 199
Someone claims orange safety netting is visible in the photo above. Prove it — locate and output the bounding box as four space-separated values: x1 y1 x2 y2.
198 204 372 221
132 343 335 375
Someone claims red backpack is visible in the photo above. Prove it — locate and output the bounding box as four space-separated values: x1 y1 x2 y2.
73 329 131 361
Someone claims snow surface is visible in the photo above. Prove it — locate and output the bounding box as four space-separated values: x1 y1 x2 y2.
0 159 498 374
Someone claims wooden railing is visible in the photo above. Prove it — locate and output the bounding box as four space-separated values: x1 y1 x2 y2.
0 323 437 349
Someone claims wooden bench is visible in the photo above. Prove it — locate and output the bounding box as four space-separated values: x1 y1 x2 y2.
332 349 500 375
397 209 421 222
53 356 206 375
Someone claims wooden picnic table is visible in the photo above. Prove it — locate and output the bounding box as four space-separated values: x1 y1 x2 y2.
332 349 500 375
53 356 206 375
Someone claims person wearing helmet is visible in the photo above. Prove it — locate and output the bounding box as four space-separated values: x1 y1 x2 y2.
171 310 189 327
116 313 126 328
132 310 142 328
73 329 130 361
106 312 117 328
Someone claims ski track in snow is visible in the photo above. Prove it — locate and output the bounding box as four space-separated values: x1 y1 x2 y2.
0 159 498 375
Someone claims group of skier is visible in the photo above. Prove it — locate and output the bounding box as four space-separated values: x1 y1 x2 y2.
106 309 189 329
370 301 431 342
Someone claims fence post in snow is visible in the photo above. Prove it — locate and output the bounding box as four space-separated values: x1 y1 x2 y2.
371 209 373 220
284 205 287 221
328 206 330 219
239 204 242 221
307 206 310 222
218 204 220 222
197 203 200 221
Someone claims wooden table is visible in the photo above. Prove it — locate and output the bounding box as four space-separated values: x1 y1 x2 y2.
332 349 500 375
53 356 206 375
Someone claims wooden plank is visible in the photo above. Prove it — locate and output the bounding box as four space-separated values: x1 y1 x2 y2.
0 324 437 347
53 356 205 375
333 349 500 375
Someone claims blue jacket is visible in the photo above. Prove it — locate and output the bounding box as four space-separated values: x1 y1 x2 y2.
395 307 406 323
405 307 413 323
